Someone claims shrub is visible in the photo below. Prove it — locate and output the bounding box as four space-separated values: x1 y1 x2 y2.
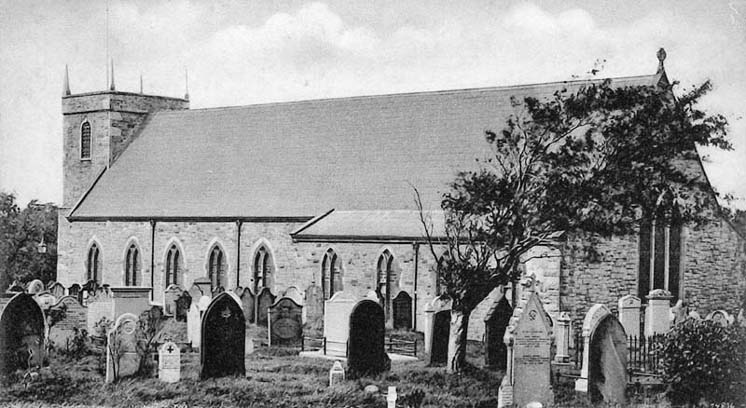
660 318 746 405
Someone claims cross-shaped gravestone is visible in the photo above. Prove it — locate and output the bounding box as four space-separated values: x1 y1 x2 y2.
158 341 180 383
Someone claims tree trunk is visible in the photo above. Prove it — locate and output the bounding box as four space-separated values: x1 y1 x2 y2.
446 309 470 373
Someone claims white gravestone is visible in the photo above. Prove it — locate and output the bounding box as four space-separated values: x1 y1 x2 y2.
645 289 672 336
323 291 358 356
618 295 641 338
105 313 140 383
554 312 571 363
158 341 181 383
187 303 201 348
499 275 553 408
329 360 345 386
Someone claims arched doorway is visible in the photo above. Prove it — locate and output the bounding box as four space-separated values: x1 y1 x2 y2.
0 293 46 373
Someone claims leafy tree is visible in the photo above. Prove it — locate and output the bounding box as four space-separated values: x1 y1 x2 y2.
0 192 58 288
417 77 729 372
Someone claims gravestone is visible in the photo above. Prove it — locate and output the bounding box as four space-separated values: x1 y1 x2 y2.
256 287 276 326
27 279 45 295
706 310 731 326
49 282 66 298
86 287 114 333
192 277 212 297
576 303 628 405
233 286 244 297
588 313 628 404
347 299 390 378
212 286 225 297
499 276 553 408
484 293 512 369
617 295 641 338
187 303 201 348
198 295 211 312
423 295 451 361
431 310 451 365
240 288 255 325
200 292 245 379
105 313 141 383
329 360 345 386
34 291 57 310
158 341 181 383
0 293 46 373
175 291 192 322
670 299 687 325
164 285 183 316
111 287 151 320
554 312 571 364
283 286 304 305
305 283 324 325
68 283 81 298
268 297 303 346
645 289 672 336
48 296 88 349
323 291 358 356
392 291 413 330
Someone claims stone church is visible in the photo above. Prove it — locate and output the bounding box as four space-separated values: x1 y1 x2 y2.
56 52 745 337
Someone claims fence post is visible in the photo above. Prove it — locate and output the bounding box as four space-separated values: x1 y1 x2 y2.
323 337 327 355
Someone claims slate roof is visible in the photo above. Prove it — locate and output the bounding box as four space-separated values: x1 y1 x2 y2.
291 210 446 242
69 74 662 220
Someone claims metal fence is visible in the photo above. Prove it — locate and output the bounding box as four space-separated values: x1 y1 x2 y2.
572 331 665 378
301 336 417 357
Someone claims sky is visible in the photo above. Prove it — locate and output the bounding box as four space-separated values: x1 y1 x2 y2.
1 0 745 208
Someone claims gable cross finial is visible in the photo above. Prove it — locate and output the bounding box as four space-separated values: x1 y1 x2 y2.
656 48 666 74
63 65 71 96
184 67 190 101
109 58 116 91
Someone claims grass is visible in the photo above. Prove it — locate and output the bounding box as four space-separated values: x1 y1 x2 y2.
0 346 503 408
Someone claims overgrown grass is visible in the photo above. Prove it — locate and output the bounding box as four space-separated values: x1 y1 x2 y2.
0 347 503 407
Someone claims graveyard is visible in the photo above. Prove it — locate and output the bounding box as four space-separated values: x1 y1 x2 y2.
0 276 743 407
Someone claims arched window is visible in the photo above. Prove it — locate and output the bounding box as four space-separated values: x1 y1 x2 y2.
376 250 394 316
125 244 139 286
87 243 102 284
208 245 227 290
638 198 682 302
253 245 274 292
165 244 181 287
321 249 343 299
80 121 91 160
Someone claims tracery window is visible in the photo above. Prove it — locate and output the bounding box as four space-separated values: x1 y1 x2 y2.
125 244 139 286
321 249 343 299
165 244 181 287
253 245 274 292
87 243 101 284
208 245 227 290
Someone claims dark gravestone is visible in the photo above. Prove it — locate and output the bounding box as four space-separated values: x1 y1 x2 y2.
212 286 225 297
49 282 66 299
240 288 255 325
8 282 25 293
256 288 276 326
430 310 451 366
589 315 628 404
392 291 413 330
164 285 183 316
0 293 46 373
175 292 192 323
68 284 81 298
200 293 246 379
484 295 513 369
305 283 324 326
347 300 390 378
268 297 303 346
48 296 87 349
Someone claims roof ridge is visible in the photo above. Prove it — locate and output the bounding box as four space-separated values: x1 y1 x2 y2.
156 74 658 115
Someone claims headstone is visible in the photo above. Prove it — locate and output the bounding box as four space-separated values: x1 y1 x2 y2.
500 275 552 408
164 285 183 316
48 296 88 350
105 313 141 383
27 279 45 294
706 310 731 326
670 299 687 325
200 292 245 379
347 299 390 378
212 286 225 297
553 312 571 364
187 303 201 348
484 294 513 368
387 386 397 408
34 291 57 310
49 282 66 298
7 281 25 293
328 360 345 386
617 295 641 338
392 291 413 330
645 289 672 336
283 286 304 305
175 291 192 322
192 277 212 297
588 314 628 404
87 287 114 333
240 288 255 325
688 310 702 320
68 284 81 298
110 287 151 319
256 287 276 326
233 286 244 297
158 341 181 383
305 283 324 325
575 304 628 405
365 290 381 302
268 297 303 346
0 293 46 373
323 291 358 356
423 296 451 360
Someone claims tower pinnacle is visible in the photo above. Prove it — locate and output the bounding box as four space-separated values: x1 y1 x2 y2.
109 58 116 91
184 68 190 101
63 65 71 96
